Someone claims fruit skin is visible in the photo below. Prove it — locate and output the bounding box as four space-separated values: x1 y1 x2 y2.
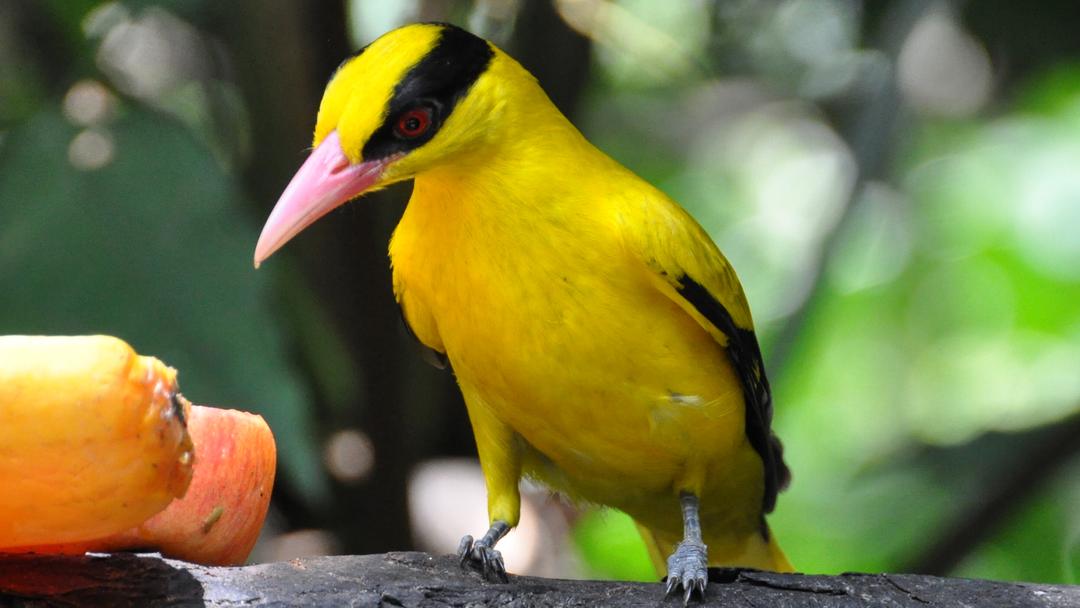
13 404 278 566
97 404 277 565
0 335 194 548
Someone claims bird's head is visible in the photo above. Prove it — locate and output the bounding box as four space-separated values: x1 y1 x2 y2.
254 22 525 266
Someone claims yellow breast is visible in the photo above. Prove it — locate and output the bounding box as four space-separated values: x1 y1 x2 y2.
390 150 761 536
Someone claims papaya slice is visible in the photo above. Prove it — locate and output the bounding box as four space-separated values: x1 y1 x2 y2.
81 404 277 565
0 335 194 548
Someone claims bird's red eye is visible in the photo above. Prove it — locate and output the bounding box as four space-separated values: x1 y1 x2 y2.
395 107 432 139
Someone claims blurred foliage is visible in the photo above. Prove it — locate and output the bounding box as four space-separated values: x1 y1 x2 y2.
572 509 655 581
1 0 1078 586
567 0 1080 584
0 107 326 502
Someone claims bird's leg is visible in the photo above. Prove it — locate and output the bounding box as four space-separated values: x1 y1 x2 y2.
665 492 709 604
457 519 510 582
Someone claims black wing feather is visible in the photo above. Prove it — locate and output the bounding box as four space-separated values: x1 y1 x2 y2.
676 276 790 516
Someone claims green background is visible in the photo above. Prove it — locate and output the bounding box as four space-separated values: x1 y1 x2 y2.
2 0 1078 584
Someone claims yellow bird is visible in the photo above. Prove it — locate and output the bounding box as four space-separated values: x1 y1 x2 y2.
255 22 793 600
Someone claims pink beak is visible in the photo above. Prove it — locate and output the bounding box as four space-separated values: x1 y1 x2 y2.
254 130 389 267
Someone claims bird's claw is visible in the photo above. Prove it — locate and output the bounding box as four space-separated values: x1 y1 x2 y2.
457 533 508 583
665 540 708 604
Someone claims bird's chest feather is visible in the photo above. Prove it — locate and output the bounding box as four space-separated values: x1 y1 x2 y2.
390 184 745 492
392 191 619 377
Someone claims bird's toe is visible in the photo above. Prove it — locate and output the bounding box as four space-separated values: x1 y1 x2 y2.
665 573 681 596
457 534 508 583
456 534 475 565
665 540 708 604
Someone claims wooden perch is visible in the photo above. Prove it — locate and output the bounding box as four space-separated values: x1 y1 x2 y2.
0 551 1076 607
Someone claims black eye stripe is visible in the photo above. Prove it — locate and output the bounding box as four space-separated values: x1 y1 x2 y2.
362 24 494 160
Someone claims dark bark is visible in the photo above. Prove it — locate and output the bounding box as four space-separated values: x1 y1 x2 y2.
1 552 1076 608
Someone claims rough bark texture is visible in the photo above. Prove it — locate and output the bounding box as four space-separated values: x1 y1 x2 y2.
0 552 1077 607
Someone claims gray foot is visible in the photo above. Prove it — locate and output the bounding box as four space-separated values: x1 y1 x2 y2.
665 540 708 604
457 533 508 583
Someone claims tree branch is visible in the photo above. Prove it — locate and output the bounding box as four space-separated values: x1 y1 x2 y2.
1 552 1076 607
906 412 1080 575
